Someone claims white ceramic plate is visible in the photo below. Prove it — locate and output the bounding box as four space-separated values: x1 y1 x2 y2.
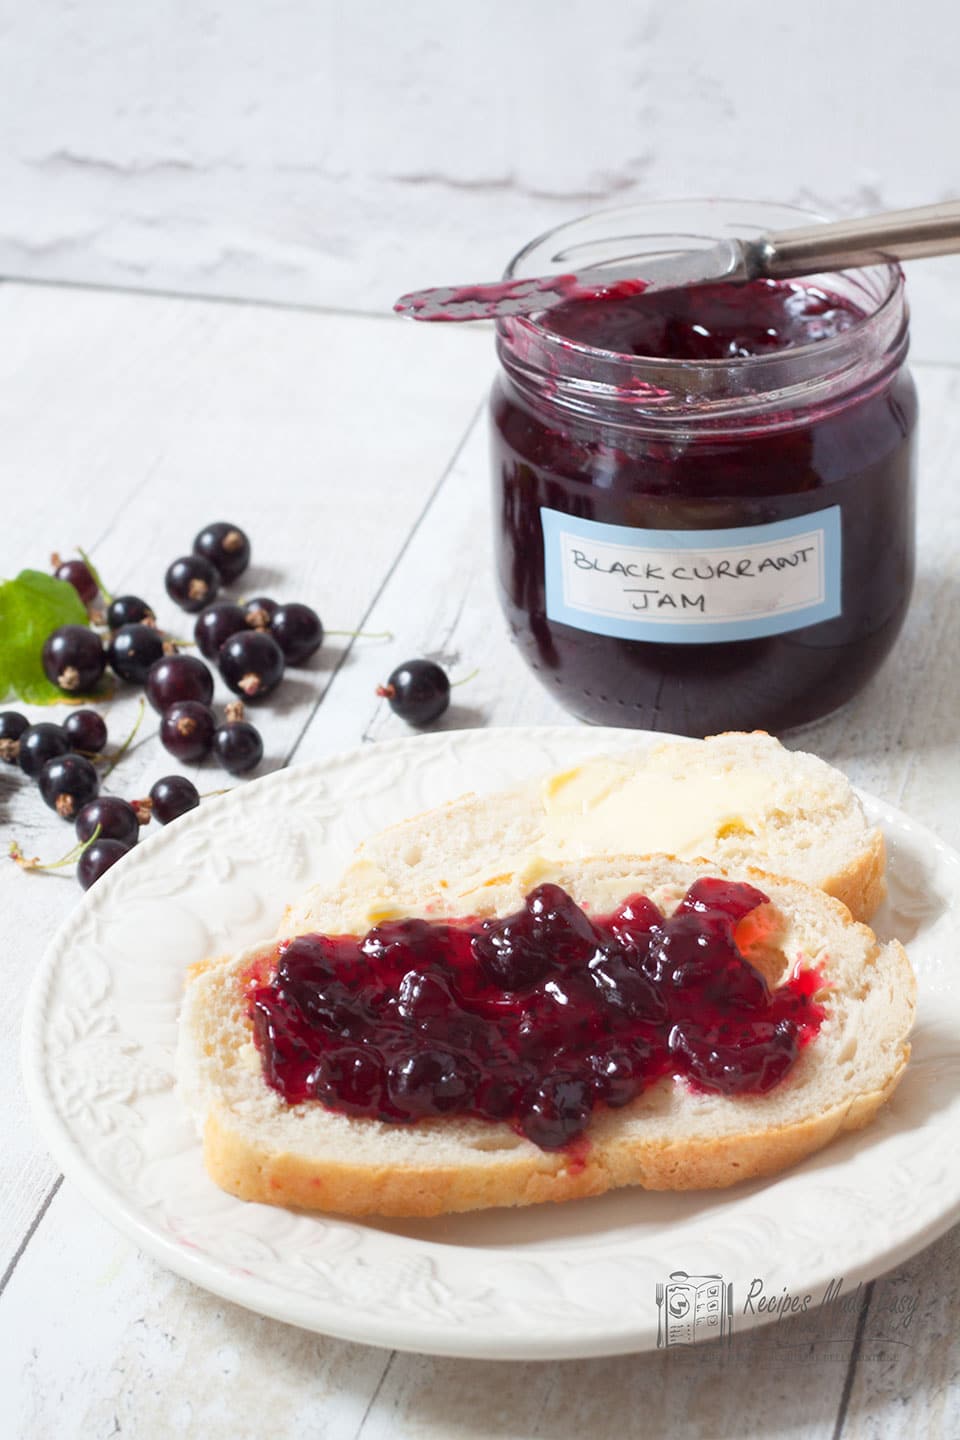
21 727 960 1360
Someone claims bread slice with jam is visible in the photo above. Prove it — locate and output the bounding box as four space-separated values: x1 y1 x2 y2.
178 854 914 1218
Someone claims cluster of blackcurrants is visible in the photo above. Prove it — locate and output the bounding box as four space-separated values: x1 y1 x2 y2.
0 706 203 888
44 524 326 778
6 524 459 891
2 521 329 891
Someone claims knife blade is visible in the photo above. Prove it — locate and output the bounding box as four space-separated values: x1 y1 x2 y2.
393 239 748 323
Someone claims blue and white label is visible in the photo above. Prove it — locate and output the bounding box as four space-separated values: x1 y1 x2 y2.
541 505 842 644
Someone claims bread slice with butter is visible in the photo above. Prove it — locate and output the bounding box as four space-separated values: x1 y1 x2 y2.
178 854 914 1217
281 732 885 938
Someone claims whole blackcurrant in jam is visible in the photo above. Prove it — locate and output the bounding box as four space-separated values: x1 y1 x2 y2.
63 709 108 755
587 1048 643 1108
377 659 450 725
106 594 156 630
243 596 278 631
194 602 247 660
193 522 251 583
219 630 285 700
75 795 141 849
160 701 216 762
270 602 323 664
165 555 220 613
213 704 263 774
146 654 215 713
149 774 200 824
38 753 100 819
0 711 29 764
77 838 130 890
52 556 97 605
386 1049 478 1118
18 723 69 779
41 625 106 693
108 623 166 684
519 1073 594 1150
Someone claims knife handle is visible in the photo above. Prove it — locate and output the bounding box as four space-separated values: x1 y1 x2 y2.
758 199 960 277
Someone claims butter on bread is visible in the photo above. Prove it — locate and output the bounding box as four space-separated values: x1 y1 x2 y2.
178 854 914 1217
280 731 885 939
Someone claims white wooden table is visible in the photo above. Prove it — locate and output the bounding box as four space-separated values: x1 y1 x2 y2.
0 280 958 1439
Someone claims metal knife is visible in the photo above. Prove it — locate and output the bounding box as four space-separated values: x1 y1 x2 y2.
394 200 960 323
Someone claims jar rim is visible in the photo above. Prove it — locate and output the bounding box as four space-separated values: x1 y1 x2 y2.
501 197 903 373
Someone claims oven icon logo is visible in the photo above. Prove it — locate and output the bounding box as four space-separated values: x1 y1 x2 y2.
656 1271 733 1347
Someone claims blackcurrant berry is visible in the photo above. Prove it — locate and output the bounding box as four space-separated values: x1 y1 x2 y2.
38 753 100 819
63 709 108 755
52 556 98 605
149 774 200 824
0 711 29 764
107 623 166 684
75 796 141 848
193 522 251 583
213 717 263 774
107 594 156 630
18 723 69 778
386 1048 478 1117
160 701 216 762
519 1074 594 1150
377 659 450 725
41 625 106 693
270 602 323 664
77 838 130 890
219 630 285 700
146 654 214 713
194 602 246 660
243 596 278 630
165 555 220 613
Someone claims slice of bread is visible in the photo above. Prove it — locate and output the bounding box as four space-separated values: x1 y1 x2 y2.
178 855 914 1218
280 732 885 940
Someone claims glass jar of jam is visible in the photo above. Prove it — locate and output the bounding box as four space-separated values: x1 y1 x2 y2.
490 200 917 735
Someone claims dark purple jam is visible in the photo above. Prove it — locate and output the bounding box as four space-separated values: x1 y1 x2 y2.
248 879 825 1151
491 277 916 735
542 280 859 359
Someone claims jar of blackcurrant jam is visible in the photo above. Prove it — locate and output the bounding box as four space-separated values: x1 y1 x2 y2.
490 200 917 734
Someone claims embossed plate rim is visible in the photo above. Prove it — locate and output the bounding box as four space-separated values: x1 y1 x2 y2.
21 726 960 1359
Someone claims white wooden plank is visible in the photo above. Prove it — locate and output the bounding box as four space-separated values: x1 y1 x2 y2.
0 280 492 1270
796 365 960 839
355 1329 855 1440
0 1185 389 1440
839 1227 960 1439
292 412 574 768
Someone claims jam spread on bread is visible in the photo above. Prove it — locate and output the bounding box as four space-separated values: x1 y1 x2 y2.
248 879 825 1150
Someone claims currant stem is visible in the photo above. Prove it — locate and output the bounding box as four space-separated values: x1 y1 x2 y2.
77 547 115 607
101 698 146 780
450 668 479 689
9 824 102 872
326 629 394 640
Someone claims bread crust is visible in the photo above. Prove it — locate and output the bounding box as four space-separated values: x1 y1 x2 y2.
821 825 887 923
201 1053 909 1218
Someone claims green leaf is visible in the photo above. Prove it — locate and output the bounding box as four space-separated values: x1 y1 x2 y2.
0 569 90 704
